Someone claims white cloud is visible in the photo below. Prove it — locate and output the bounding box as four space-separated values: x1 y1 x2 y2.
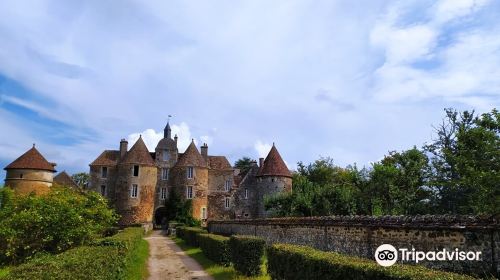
127 129 162 152
433 0 491 24
254 141 271 159
370 0 500 106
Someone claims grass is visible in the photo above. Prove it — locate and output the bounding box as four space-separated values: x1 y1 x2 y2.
173 237 270 280
0 267 9 278
124 238 150 280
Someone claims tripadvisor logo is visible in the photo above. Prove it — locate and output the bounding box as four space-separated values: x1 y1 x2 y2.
374 244 482 267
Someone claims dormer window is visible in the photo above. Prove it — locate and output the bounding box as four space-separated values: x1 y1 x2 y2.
187 167 194 179
162 150 169 161
101 167 108 178
133 165 139 177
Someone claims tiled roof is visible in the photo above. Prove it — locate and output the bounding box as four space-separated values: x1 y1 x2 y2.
176 140 206 167
4 146 56 172
156 137 176 150
208 156 232 170
90 150 119 166
121 137 155 166
54 171 79 188
257 144 291 178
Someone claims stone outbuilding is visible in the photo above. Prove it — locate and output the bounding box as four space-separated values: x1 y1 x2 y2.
3 144 57 195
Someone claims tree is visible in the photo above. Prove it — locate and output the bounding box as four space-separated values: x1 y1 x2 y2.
164 189 200 226
72 172 90 189
0 186 118 265
368 148 430 215
234 157 255 175
424 108 500 214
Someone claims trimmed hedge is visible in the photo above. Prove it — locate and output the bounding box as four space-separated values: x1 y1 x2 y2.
1 227 146 280
267 243 477 280
177 227 206 247
229 235 266 276
198 233 230 266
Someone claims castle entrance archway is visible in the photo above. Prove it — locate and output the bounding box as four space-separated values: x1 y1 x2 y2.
154 207 168 229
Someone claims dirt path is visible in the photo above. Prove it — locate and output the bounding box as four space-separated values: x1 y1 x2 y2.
145 230 213 280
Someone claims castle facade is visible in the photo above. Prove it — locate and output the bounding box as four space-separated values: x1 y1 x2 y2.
89 122 292 226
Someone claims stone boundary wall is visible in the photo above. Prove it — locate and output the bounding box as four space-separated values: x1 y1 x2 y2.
208 215 499 277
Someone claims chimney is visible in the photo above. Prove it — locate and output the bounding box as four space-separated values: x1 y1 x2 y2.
120 139 128 158
259 157 264 167
201 143 208 161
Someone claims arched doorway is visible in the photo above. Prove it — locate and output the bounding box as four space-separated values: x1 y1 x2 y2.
154 207 168 229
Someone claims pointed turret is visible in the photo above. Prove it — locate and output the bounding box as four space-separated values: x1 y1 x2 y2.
164 122 171 139
257 143 291 177
4 145 56 172
176 139 206 167
121 136 155 166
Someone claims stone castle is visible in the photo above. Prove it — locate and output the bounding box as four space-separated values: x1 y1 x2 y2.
88 122 292 226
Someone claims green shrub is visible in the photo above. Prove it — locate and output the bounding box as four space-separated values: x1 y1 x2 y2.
178 227 206 247
198 233 230 266
229 235 266 276
1 227 146 280
0 187 118 265
267 243 477 280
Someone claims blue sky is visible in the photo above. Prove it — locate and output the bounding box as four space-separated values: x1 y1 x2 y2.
0 0 499 178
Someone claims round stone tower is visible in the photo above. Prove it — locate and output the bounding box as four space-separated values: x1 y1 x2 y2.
255 143 292 217
3 144 56 195
153 121 178 225
115 136 157 226
171 140 208 221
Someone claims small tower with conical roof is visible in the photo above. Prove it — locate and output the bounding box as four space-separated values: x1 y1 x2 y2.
255 143 292 217
171 139 209 221
3 144 57 195
115 136 157 226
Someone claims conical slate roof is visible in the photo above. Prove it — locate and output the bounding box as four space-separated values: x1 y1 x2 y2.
176 140 206 167
257 144 291 178
4 145 56 172
121 136 155 166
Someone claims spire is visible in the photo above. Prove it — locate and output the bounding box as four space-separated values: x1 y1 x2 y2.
164 122 171 139
256 144 291 178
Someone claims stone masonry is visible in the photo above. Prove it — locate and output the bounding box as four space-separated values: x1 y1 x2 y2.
208 215 500 277
89 121 293 227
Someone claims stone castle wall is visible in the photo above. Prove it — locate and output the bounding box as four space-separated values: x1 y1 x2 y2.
207 169 234 220
114 164 157 225
208 216 500 277
171 166 208 220
4 169 53 195
255 176 292 217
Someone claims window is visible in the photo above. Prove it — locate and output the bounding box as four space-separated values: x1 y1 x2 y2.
131 184 138 198
186 186 193 199
19 173 23 179
271 178 275 182
244 188 248 199
187 167 194 179
162 150 169 161
201 207 207 219
161 168 169 180
224 180 231 191
101 167 108 178
160 187 167 200
225 197 230 208
100 185 106 196
133 165 139 177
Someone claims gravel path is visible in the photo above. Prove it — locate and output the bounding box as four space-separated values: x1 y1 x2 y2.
145 230 213 280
